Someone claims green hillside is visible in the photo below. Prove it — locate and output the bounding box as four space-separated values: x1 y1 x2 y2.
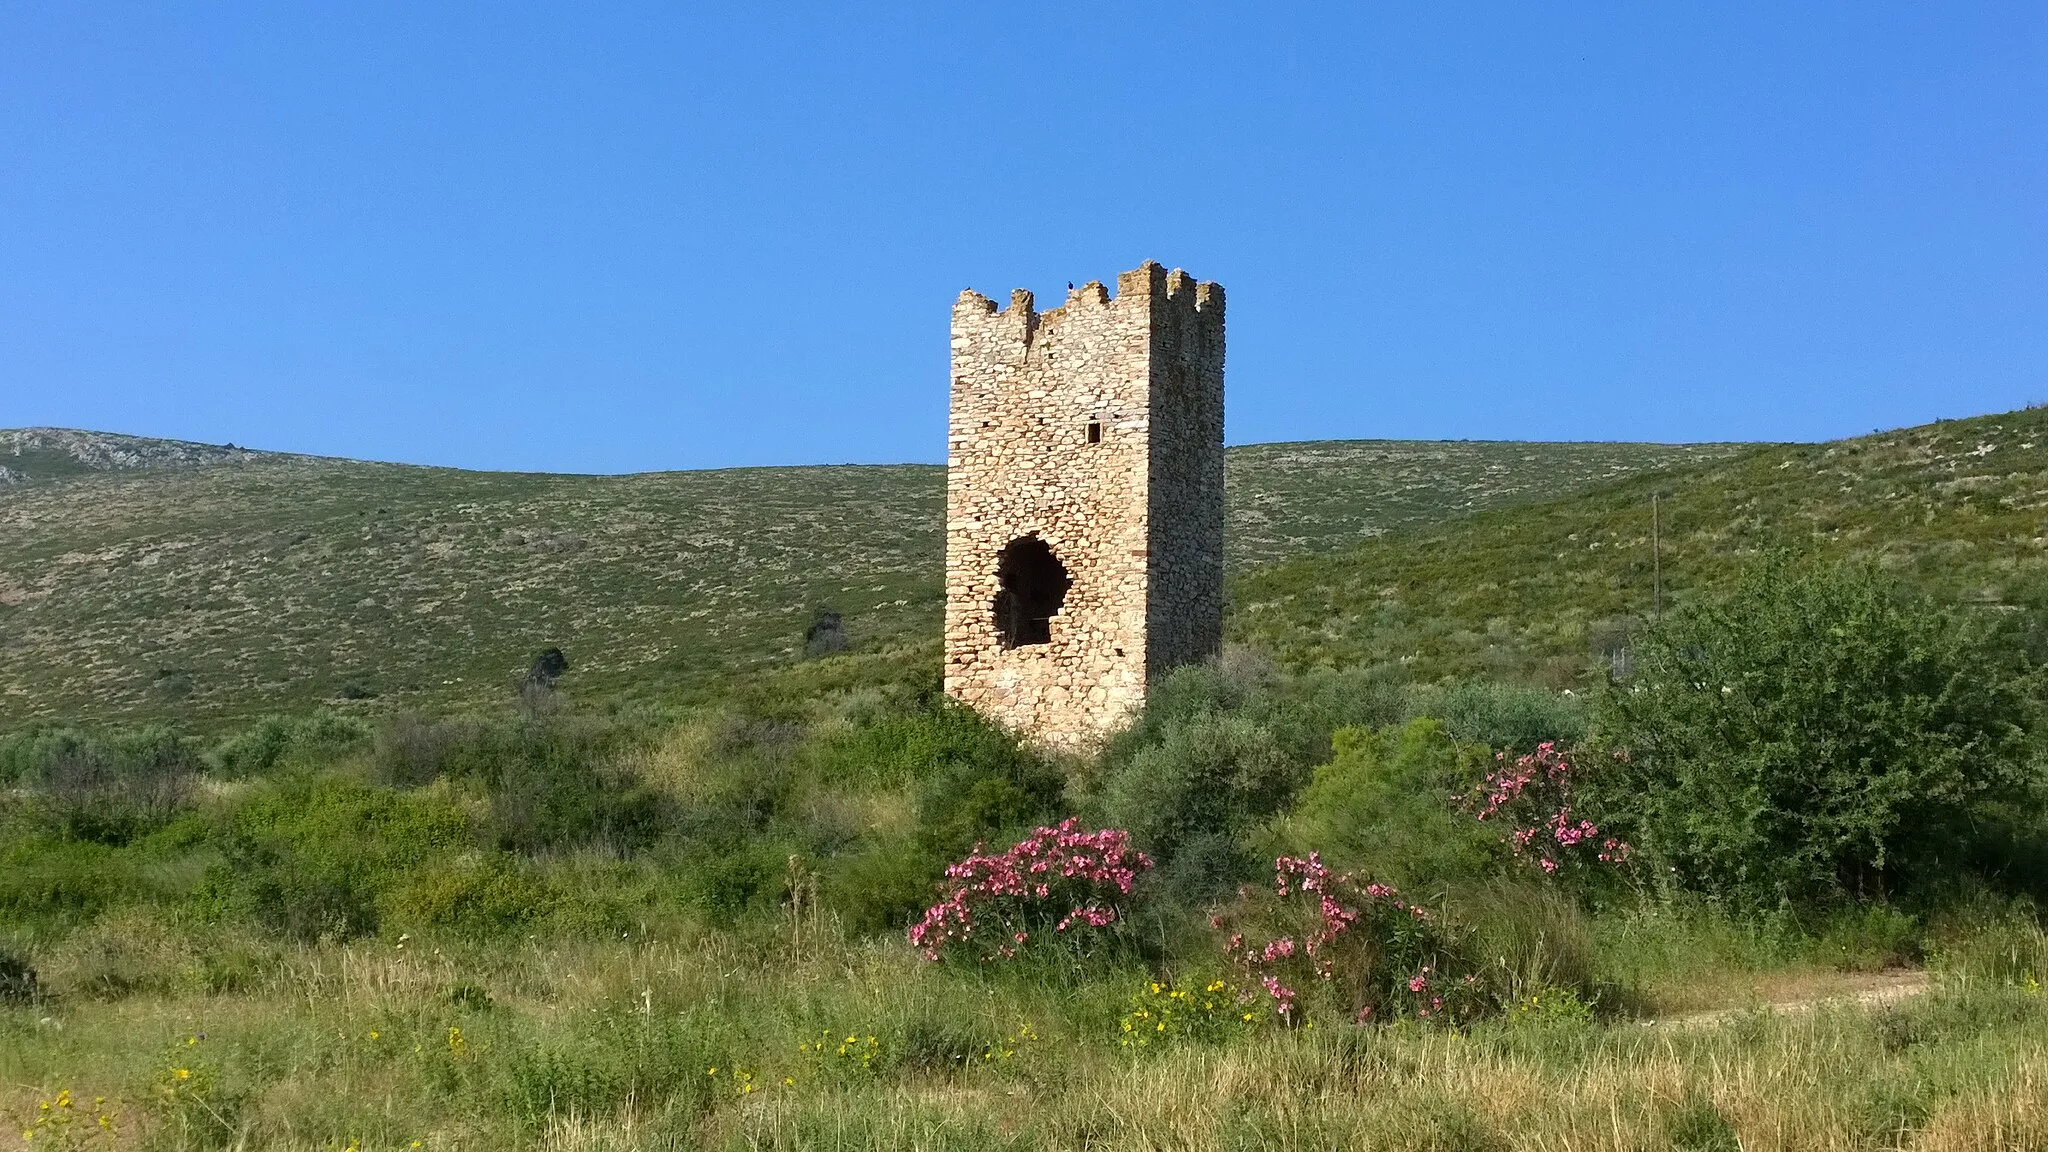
14 406 2046 729
0 433 1735 728
1235 406 2048 684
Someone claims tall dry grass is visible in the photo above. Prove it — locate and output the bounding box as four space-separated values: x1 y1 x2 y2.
4 913 2046 1151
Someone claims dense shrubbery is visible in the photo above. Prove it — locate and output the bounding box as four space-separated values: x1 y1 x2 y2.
5 577 2048 1147
212 712 371 777
3 561 2045 1044
1591 556 2045 909
1092 654 1407 906
197 774 476 939
0 725 201 846
1267 718 1494 891
1406 680 1587 751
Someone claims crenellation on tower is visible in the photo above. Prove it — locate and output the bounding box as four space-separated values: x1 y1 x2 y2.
943 261 1226 750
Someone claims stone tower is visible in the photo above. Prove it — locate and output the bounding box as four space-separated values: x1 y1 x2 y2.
943 261 1225 749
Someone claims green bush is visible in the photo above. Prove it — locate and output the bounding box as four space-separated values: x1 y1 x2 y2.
1101 653 1405 781
210 712 371 777
383 855 555 935
1407 680 1586 751
371 713 491 786
1591 556 2042 909
828 836 941 935
1810 903 1922 972
0 834 172 924
677 835 790 927
909 707 1063 860
1269 718 1496 891
370 712 667 854
196 774 474 939
810 703 1023 791
0 725 202 844
1092 656 1412 904
487 744 667 857
1100 712 1296 900
0 944 38 1003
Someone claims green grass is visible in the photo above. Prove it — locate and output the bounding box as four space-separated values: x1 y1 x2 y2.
1 645 2040 1148
0 430 1737 728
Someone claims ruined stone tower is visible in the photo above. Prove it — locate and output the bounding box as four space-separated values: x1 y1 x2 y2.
943 261 1225 749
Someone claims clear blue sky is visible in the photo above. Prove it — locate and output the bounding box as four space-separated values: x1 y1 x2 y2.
4 4 2045 473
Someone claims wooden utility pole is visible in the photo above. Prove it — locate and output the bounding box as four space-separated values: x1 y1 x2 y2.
1652 493 1662 621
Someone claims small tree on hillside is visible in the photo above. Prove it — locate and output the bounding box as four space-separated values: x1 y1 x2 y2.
1590 555 2040 909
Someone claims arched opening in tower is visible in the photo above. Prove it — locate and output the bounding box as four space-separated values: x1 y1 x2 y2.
993 534 1071 649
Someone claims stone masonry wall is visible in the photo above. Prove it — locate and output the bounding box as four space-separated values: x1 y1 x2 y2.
943 261 1225 750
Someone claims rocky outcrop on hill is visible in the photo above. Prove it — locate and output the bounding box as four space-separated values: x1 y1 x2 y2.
0 428 275 485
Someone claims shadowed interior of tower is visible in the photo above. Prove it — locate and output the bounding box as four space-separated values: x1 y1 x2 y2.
993 534 1072 649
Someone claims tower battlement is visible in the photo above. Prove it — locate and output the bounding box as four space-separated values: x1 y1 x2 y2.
943 261 1226 749
951 262 1223 337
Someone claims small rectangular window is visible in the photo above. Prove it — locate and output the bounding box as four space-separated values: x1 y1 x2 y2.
1086 421 1102 444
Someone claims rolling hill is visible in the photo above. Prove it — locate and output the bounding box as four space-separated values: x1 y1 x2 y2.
1235 406 2048 685
0 432 1742 727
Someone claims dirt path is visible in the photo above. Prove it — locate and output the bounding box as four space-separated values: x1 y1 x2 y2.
1651 969 1932 1027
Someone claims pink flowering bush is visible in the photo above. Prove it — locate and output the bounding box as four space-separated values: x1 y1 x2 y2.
1212 853 1482 1024
1467 743 1632 880
909 819 1152 962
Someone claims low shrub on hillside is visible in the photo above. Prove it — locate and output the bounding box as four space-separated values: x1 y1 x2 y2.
370 712 667 854
1101 713 1296 902
828 837 939 936
1082 657 1604 931
1407 679 1588 751
1095 655 1497 905
910 709 1065 862
1100 651 1405 781
195 774 478 939
0 825 208 928
1267 718 1495 892
211 711 370 777
1591 556 2043 910
811 703 1023 792
0 725 202 845
0 944 38 1003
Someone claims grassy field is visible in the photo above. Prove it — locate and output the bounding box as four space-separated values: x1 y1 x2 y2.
4 664 2043 1150
0 430 1740 728
5 913 2045 1150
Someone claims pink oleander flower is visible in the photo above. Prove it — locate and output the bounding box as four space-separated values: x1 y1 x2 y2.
1466 743 1631 879
1218 855 1457 1024
910 819 1152 962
